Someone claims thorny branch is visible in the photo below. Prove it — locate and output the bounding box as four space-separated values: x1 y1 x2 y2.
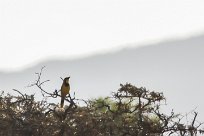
0 68 204 136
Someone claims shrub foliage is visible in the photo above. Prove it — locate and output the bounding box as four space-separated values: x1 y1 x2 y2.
0 69 203 136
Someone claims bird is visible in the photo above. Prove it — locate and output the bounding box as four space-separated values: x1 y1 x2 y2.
60 77 70 108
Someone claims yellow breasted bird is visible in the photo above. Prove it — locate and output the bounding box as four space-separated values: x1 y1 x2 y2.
60 77 70 108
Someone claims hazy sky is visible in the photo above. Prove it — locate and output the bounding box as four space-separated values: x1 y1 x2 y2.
1 0 204 71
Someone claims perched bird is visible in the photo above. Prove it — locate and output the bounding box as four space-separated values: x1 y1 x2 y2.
60 77 70 108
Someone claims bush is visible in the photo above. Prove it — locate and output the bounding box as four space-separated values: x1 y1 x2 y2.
0 68 203 136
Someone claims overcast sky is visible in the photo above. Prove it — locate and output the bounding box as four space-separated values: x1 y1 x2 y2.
1 0 204 71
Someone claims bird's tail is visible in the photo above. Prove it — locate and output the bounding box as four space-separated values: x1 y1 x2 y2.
61 97 64 108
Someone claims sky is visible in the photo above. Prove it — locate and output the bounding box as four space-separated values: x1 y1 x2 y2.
1 0 204 71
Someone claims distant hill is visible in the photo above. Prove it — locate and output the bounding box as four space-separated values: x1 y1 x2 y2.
1 34 204 121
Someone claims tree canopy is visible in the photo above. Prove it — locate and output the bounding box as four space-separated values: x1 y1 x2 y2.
0 68 203 136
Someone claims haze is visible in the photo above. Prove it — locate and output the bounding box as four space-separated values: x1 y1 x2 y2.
1 0 204 71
